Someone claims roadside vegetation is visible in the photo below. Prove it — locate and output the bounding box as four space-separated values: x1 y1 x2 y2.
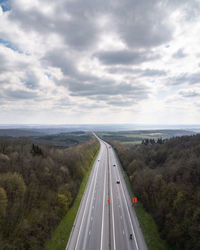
33 131 91 148
111 134 200 250
44 145 99 250
0 135 99 250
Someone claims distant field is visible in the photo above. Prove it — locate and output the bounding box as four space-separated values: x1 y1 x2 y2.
32 131 91 148
98 129 196 146
0 129 92 148
121 141 141 145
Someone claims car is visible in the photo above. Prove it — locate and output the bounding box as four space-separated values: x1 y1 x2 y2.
113 164 116 167
116 180 120 184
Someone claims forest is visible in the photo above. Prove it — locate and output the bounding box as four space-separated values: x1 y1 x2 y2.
0 135 99 250
111 134 200 250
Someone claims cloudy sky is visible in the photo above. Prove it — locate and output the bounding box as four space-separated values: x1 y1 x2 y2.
0 0 200 124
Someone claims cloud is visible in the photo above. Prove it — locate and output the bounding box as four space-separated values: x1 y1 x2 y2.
107 67 166 77
179 89 200 98
43 49 76 76
2 89 38 100
172 48 187 59
0 52 7 73
171 73 200 85
8 0 101 51
66 77 149 97
0 0 200 123
55 75 149 108
7 0 175 52
107 99 137 107
141 68 166 77
168 0 200 21
0 38 22 53
94 50 160 65
111 0 173 49
20 71 40 90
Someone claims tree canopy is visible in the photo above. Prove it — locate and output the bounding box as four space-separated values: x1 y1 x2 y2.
111 134 200 250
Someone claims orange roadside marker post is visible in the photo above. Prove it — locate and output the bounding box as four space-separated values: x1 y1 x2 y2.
132 197 137 205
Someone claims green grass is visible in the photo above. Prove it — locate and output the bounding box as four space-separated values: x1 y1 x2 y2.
121 140 141 145
116 154 171 250
44 145 100 250
120 133 165 139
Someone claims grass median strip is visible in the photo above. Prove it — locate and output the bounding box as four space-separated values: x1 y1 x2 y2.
44 144 100 250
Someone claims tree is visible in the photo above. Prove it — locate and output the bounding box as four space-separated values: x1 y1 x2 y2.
0 187 7 218
31 144 43 156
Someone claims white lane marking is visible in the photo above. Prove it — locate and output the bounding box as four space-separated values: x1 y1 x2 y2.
100 149 107 250
74 148 101 250
111 149 139 250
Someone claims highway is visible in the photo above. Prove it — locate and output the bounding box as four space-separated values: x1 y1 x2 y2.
66 136 148 250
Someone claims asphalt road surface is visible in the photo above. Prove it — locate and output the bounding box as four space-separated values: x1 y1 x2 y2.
66 136 148 250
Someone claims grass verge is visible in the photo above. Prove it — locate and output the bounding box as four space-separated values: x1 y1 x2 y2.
44 143 100 250
115 151 171 250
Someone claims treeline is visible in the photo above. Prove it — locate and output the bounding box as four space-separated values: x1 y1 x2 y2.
111 135 200 250
141 138 166 145
0 136 99 250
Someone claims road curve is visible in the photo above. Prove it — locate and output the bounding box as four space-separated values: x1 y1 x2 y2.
66 136 148 250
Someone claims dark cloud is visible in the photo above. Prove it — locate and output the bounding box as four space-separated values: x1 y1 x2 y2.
141 68 166 77
66 79 149 108
43 50 76 76
107 67 140 74
112 0 173 48
107 99 136 107
179 90 200 98
54 97 73 109
171 73 200 85
94 50 160 65
21 71 40 90
107 67 166 77
57 14 99 51
44 49 100 87
45 48 151 106
9 0 101 51
8 0 175 52
0 52 8 73
172 48 187 59
3 89 38 100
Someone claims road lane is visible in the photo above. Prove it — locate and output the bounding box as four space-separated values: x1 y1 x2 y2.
86 145 108 250
66 140 108 250
109 145 148 250
66 137 147 250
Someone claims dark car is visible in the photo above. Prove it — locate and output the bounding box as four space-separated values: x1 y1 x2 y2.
116 180 120 184
113 164 116 167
